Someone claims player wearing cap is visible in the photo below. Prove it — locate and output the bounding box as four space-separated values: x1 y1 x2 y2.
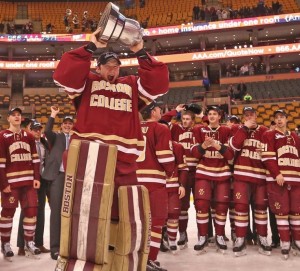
0 108 41 261
53 27 169 221
138 101 175 271
17 121 50 256
226 115 240 128
262 110 300 259
229 106 272 256
191 106 233 254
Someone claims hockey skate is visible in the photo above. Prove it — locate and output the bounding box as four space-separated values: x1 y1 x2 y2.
160 238 169 252
280 241 290 260
177 231 188 250
146 260 167 271
194 235 208 254
216 235 227 254
1 242 14 262
160 231 169 252
257 235 272 256
161 238 178 254
233 237 247 257
24 241 41 259
168 240 178 255
231 230 237 243
292 240 300 256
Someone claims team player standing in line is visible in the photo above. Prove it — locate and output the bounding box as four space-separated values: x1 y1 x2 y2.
138 101 175 271
191 106 234 254
0 108 41 261
229 106 272 256
262 109 300 259
161 104 199 249
158 119 187 254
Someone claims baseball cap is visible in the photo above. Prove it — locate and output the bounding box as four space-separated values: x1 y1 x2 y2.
143 100 164 113
185 103 202 115
97 52 121 66
63 115 74 123
8 107 22 115
243 106 256 114
30 121 43 130
228 115 240 121
206 106 221 114
273 109 287 117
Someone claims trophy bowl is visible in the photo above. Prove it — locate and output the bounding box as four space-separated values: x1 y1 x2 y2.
97 2 143 47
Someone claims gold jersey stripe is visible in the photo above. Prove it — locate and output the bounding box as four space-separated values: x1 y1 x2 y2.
136 169 166 176
235 165 266 173
7 170 34 177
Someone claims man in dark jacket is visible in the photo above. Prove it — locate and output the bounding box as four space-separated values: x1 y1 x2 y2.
41 106 74 260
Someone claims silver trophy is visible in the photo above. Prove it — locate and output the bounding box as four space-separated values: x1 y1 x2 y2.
97 2 143 47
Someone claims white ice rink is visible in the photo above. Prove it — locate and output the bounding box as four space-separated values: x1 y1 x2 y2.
0 205 300 271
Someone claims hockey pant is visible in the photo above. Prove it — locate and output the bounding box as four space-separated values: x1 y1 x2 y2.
194 179 230 236
234 180 268 238
267 182 300 242
0 186 38 243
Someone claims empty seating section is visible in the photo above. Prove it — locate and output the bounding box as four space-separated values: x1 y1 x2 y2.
23 94 75 131
222 0 298 13
231 101 300 130
157 87 198 107
0 2 17 21
223 79 300 101
124 0 196 27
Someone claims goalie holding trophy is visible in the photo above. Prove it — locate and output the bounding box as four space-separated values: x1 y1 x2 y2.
53 2 170 271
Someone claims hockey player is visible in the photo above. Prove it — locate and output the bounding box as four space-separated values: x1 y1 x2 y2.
53 27 169 221
191 106 233 254
138 101 175 271
229 106 272 256
158 120 187 254
262 110 300 260
161 104 200 249
0 108 41 261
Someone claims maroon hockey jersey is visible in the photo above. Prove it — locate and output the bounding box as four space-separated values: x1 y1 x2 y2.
262 129 300 186
191 125 233 181
166 141 188 192
53 46 169 164
161 110 199 169
229 124 268 184
0 129 40 190
137 121 175 186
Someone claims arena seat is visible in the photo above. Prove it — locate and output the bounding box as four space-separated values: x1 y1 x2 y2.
22 94 75 130
157 86 199 107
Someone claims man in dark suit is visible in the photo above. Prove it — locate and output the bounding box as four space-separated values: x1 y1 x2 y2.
41 106 74 260
17 121 51 255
